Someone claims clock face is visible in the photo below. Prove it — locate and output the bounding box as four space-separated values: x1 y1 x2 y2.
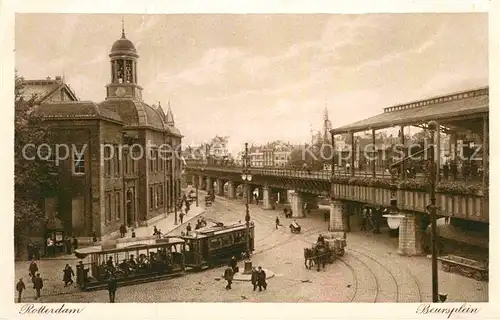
115 87 126 97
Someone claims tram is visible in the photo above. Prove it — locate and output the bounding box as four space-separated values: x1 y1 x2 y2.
181 221 255 270
74 221 255 291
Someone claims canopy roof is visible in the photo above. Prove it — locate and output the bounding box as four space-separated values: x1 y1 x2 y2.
331 87 488 134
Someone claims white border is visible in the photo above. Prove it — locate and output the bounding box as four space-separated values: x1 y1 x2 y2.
1 1 497 319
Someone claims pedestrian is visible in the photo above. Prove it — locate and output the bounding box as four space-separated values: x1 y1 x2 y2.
63 264 75 286
27 243 33 261
28 260 38 278
361 207 368 231
153 226 159 235
72 237 78 250
275 216 280 229
33 243 40 260
445 216 450 225
16 278 25 303
230 256 238 273
186 223 192 235
92 231 98 245
179 212 184 224
66 237 72 254
119 224 127 238
46 237 54 257
107 274 117 303
257 266 267 291
324 211 328 222
131 228 136 238
223 265 234 290
251 268 258 291
32 273 43 300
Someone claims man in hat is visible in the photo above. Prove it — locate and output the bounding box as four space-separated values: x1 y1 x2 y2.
16 278 25 303
250 267 258 291
230 256 238 273
223 264 234 290
257 266 267 291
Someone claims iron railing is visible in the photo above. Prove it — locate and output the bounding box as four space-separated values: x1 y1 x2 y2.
184 161 485 184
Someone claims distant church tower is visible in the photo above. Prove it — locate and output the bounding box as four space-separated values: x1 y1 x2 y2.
323 104 332 142
105 21 143 100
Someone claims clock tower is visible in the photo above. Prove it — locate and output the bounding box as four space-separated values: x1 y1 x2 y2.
105 23 143 100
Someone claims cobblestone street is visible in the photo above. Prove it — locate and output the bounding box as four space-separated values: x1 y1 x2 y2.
15 192 488 303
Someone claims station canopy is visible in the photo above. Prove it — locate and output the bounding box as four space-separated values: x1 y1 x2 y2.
331 87 488 135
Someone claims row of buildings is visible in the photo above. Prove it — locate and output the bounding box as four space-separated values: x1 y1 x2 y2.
20 27 183 242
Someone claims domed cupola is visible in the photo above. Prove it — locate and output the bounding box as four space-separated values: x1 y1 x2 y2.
110 27 138 57
105 20 143 101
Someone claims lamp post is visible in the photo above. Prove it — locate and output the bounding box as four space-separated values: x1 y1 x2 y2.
382 168 405 235
241 142 253 274
195 179 199 207
427 120 439 303
174 179 178 225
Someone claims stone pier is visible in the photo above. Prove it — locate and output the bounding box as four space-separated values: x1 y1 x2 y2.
227 181 236 199
329 199 345 231
262 186 273 210
198 176 206 190
217 179 225 196
289 191 305 218
398 213 423 256
206 177 213 192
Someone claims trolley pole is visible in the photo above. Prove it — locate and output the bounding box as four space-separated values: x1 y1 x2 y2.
428 120 439 303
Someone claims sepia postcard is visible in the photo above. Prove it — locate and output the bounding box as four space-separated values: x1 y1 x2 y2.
1 1 498 319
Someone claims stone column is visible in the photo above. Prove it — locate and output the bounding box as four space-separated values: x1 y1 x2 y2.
290 191 305 218
198 176 206 190
329 199 344 231
397 213 423 256
217 179 225 196
206 177 213 192
227 181 236 199
262 186 273 210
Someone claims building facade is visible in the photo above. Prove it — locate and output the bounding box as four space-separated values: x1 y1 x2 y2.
34 28 183 239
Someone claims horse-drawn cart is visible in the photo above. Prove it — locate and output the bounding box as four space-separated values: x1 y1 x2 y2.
289 221 301 234
438 255 488 281
324 232 347 256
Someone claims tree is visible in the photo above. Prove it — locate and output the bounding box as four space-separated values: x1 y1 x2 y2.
14 72 56 256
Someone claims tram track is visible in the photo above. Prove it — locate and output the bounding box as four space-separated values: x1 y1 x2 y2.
294 237 378 302
347 246 423 302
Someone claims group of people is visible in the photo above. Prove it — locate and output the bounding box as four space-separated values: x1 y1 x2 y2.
119 224 136 238
16 260 46 302
223 257 267 292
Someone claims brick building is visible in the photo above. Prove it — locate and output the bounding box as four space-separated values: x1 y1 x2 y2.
33 28 183 239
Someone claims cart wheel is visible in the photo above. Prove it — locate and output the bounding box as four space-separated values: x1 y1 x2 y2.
473 271 483 281
339 249 345 256
442 263 451 272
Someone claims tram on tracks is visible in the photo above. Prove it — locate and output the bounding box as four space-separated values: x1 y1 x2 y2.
74 221 255 291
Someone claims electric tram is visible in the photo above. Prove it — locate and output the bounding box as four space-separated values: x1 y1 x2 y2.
74 221 255 291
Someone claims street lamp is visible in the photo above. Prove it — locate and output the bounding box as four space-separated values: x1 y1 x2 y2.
427 120 440 303
382 168 405 236
241 142 253 274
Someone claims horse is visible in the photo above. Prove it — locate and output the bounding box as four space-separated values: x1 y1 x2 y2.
303 248 315 270
313 245 329 271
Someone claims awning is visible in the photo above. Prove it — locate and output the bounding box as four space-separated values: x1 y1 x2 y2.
331 87 488 134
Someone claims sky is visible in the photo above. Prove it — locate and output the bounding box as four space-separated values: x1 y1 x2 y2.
15 13 488 155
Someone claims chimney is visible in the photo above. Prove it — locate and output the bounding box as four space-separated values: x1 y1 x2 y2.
55 76 62 81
